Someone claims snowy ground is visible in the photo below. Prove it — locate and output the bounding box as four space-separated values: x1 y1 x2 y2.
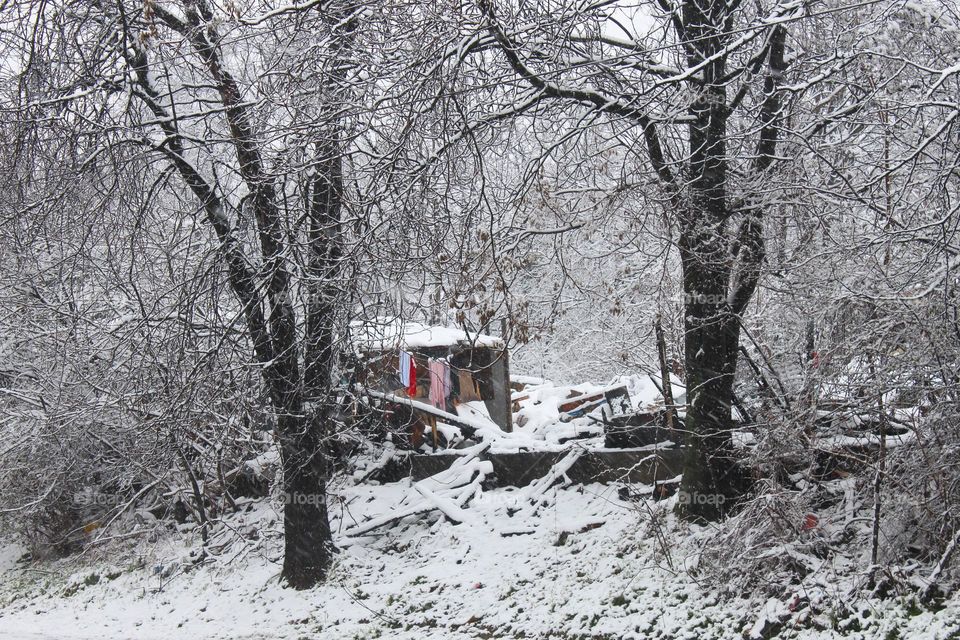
0 374 949 639
2 469 960 640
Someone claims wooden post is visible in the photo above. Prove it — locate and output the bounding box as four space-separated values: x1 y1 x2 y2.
655 314 676 432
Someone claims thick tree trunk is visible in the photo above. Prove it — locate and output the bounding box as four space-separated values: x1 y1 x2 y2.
675 210 747 521
278 1 356 587
279 412 334 589
671 0 758 521
478 0 781 523
279 138 344 590
676 308 745 519
674 19 784 521
285 6 357 588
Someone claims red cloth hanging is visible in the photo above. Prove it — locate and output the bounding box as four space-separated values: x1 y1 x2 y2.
407 356 417 397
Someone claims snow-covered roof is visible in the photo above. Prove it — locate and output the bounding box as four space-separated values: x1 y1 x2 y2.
351 319 504 352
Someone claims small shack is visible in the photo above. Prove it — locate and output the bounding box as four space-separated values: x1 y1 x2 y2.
352 320 513 447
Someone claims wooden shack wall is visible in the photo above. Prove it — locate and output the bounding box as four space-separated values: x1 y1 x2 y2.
485 348 512 433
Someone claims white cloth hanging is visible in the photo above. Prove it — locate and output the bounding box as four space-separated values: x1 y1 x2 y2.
399 350 412 387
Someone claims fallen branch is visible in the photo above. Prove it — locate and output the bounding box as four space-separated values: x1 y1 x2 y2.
414 484 475 524
922 528 960 601
343 444 492 537
499 449 585 528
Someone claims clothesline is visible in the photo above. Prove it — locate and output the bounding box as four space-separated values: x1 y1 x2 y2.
396 349 486 412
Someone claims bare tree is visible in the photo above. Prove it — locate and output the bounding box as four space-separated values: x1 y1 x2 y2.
464 0 792 519
0 0 373 587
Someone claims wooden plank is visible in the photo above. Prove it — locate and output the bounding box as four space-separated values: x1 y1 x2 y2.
362 387 496 434
558 391 605 414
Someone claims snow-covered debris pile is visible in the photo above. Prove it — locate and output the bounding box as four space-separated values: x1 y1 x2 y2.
510 373 685 448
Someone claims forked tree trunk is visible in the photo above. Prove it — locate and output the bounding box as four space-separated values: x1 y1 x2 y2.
671 3 784 522
281 136 346 589
669 0 742 520
282 4 357 589
485 0 784 523
138 2 343 589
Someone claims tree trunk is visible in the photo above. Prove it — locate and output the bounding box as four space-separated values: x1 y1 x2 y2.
677 309 745 520
279 411 335 589
279 138 344 590
284 4 357 589
675 210 747 521
671 0 780 522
